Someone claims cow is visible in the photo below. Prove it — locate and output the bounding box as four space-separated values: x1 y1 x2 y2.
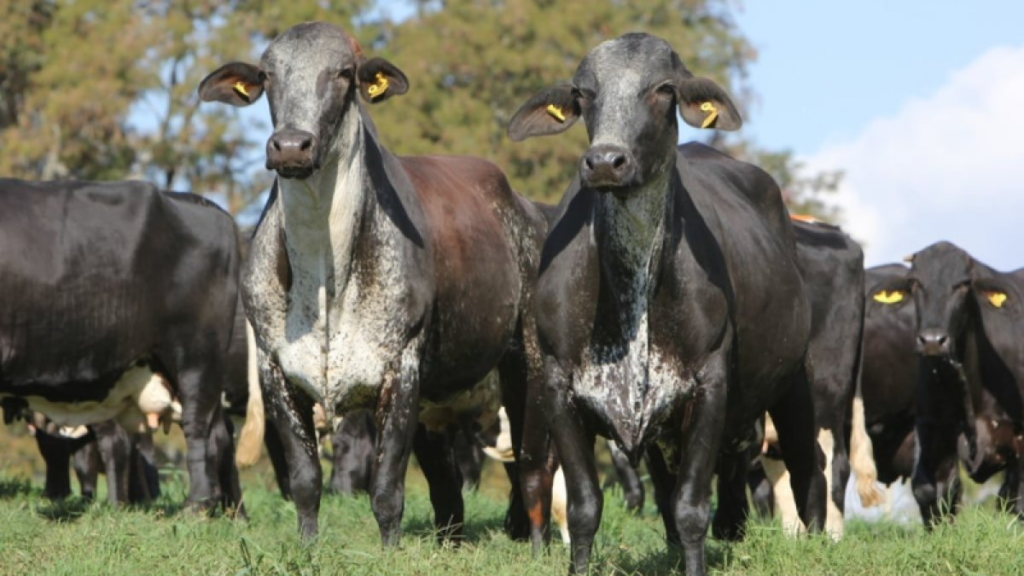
751 217 882 539
0 181 249 512
507 32 826 575
198 22 551 546
906 242 1024 525
17 413 161 503
860 263 918 486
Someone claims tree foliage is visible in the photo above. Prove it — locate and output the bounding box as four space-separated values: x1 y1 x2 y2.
0 0 369 214
0 0 842 221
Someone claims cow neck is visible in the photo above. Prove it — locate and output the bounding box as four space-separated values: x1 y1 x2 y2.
593 171 670 329
278 105 368 309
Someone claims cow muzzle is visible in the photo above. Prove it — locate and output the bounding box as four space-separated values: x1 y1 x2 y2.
916 328 951 357
267 129 320 179
581 144 639 191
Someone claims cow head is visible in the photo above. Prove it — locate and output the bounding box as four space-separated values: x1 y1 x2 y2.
908 242 974 359
198 22 408 180
508 33 741 194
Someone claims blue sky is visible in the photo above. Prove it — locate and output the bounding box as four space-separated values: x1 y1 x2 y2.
728 1 1024 270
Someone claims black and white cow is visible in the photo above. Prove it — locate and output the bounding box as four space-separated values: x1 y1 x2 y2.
0 181 247 511
507 33 825 574
199 22 552 546
906 242 1024 525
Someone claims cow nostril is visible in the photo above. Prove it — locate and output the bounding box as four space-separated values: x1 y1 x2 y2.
612 155 626 169
584 156 596 170
300 138 313 152
938 336 947 346
271 139 282 152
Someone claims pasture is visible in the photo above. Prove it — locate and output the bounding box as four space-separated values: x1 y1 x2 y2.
1 422 1021 575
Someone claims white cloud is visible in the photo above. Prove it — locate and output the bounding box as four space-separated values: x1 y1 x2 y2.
803 45 1024 270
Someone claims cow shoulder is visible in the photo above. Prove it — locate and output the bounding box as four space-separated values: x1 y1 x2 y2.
535 181 600 362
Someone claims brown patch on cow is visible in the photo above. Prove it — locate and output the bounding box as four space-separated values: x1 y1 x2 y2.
527 500 545 528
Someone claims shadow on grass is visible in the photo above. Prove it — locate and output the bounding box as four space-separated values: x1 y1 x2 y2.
0 476 36 499
34 497 92 522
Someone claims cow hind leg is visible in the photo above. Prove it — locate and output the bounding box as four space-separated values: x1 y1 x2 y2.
73 441 101 500
94 420 132 505
608 440 645 513
263 418 292 500
413 425 465 544
711 451 749 542
36 433 73 500
498 334 555 552
768 367 827 535
646 444 681 545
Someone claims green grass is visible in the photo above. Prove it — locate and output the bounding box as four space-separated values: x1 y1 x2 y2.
2 469 1024 576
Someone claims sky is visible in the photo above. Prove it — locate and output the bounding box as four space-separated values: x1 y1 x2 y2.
729 0 1024 269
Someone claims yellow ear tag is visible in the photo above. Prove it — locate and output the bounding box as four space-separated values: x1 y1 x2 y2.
545 104 567 123
986 291 1008 308
873 290 904 304
699 101 719 129
367 72 389 99
232 81 251 100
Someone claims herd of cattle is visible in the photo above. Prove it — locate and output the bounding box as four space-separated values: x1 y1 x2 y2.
1 22 1022 576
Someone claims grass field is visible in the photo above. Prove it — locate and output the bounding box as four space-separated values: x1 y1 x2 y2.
3 422 1024 575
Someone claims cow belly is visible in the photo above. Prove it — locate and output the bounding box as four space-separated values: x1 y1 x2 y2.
10 365 178 430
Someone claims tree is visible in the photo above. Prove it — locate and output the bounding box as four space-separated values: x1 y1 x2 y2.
360 0 841 221
0 0 370 215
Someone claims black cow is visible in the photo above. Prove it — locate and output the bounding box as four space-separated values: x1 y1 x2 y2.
507 33 825 575
906 242 1024 525
751 218 882 538
860 264 918 486
199 22 551 546
0 181 247 511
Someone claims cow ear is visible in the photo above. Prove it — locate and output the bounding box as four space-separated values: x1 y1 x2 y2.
357 57 409 103
676 77 742 131
507 85 580 142
198 62 264 107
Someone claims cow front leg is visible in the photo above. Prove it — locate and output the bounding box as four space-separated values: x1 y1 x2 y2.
911 422 961 527
543 358 600 575
674 354 729 576
768 364 827 534
413 425 464 544
265 366 322 539
608 440 644 513
371 343 422 547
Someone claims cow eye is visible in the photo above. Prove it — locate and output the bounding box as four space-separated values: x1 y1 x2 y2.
337 68 354 80
656 83 676 97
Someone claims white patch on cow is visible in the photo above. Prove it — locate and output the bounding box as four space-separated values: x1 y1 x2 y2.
762 454 803 537
818 427 843 541
552 466 571 544
762 422 843 541
10 364 178 431
573 174 697 449
272 108 411 419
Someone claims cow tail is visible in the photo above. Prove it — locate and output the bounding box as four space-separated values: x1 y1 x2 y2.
235 321 265 468
849 380 884 507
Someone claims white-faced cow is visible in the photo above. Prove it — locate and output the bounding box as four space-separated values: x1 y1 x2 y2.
0 182 248 511
507 33 826 574
198 22 551 546
906 242 1024 525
